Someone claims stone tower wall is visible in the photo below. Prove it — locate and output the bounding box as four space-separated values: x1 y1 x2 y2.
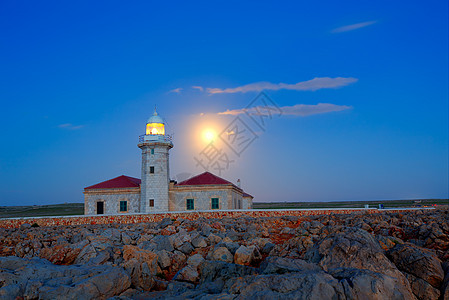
139 143 171 213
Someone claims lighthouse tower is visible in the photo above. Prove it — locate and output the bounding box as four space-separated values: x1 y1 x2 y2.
138 109 173 213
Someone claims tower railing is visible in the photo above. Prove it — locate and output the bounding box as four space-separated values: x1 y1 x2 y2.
138 134 173 143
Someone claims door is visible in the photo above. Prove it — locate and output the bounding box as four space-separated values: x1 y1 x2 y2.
97 201 104 214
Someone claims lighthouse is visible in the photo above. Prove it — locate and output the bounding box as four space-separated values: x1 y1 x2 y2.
84 108 254 215
138 108 173 213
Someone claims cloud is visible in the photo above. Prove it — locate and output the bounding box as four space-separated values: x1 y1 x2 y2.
331 21 377 33
205 77 358 94
218 103 352 117
169 87 183 94
58 123 84 130
192 86 204 92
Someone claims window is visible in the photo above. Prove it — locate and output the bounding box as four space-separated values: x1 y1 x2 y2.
149 199 154 207
186 198 194 210
151 148 154 155
211 198 219 209
119 200 128 212
150 166 154 173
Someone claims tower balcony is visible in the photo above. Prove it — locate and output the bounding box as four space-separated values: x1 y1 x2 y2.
138 134 173 144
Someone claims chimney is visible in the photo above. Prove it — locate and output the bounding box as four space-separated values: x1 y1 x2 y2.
237 179 241 188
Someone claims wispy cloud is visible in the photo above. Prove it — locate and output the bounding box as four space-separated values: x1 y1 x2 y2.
331 21 377 33
58 123 84 130
192 86 204 92
168 87 183 94
205 77 358 94
218 103 352 117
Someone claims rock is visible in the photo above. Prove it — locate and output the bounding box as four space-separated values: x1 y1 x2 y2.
122 245 159 290
87 249 110 265
171 235 184 249
210 247 233 263
0 284 21 299
199 261 258 286
260 257 320 274
376 235 400 251
330 268 416 300
121 231 135 245
39 244 81 265
249 237 272 249
442 262 449 300
101 228 121 244
174 265 199 283
178 242 194 255
157 218 173 229
405 273 440 300
262 242 275 254
139 235 174 252
191 235 207 248
20 223 32 230
234 245 261 266
187 254 205 268
170 250 187 272
0 256 131 299
309 227 415 296
216 241 240 255
226 271 345 299
200 223 212 236
156 250 171 269
206 233 222 245
387 243 444 288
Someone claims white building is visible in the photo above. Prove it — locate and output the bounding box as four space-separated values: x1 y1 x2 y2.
84 109 253 215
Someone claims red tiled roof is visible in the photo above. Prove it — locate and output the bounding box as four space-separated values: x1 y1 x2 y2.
176 172 233 186
85 175 141 190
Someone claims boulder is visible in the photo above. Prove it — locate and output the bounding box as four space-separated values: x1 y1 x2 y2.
0 256 131 299
170 250 187 272
260 257 320 274
206 233 222 245
191 235 207 248
187 253 205 269
20 223 31 230
387 243 444 288
210 247 233 263
39 244 81 265
139 235 174 252
156 250 171 269
199 261 258 286
405 273 440 300
308 227 415 296
178 242 194 255
156 218 173 229
122 245 159 290
234 245 261 266
330 268 416 300
226 271 345 299
174 265 199 283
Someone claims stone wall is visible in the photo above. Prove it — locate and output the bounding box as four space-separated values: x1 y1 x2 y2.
84 189 140 215
139 142 172 213
242 196 253 209
0 208 428 229
171 189 230 211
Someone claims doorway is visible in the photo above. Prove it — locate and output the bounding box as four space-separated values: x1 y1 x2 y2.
97 201 104 214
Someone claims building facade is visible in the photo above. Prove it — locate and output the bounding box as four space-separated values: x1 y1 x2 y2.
84 110 253 215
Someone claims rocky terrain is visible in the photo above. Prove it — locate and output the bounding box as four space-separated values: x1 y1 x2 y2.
0 209 448 299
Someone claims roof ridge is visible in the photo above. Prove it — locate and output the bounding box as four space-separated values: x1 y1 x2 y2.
176 171 234 186
85 175 141 190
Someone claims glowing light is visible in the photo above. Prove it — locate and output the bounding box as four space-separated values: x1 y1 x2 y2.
203 129 216 143
146 122 165 135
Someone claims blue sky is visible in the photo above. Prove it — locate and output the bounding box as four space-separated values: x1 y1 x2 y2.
0 1 447 205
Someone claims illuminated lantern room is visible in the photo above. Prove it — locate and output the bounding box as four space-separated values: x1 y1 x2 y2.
146 109 165 136
139 108 172 145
